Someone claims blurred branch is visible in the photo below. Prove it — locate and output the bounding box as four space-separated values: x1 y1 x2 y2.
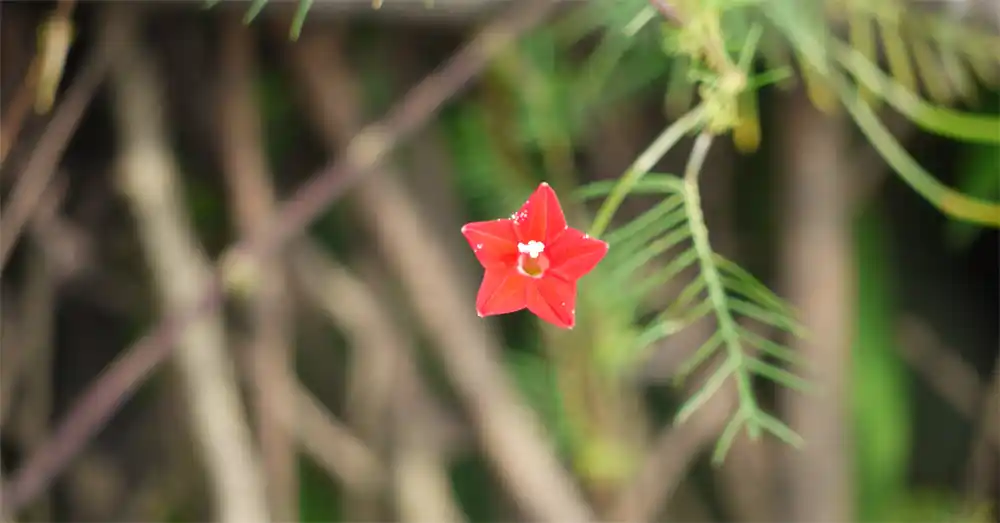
0 189 61 440
283 379 386 494
0 0 555 514
0 39 40 166
242 0 558 257
217 14 297 521
288 242 470 457
896 316 999 509
965 353 1000 510
287 27 594 522
896 316 983 419
778 88 854 523
104 7 270 523
0 290 21 427
0 0 77 164
4 241 56 522
0 11 111 269
290 240 468 522
609 371 736 522
24 171 146 316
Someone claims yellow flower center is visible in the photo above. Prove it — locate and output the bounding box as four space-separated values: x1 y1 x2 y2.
517 241 549 278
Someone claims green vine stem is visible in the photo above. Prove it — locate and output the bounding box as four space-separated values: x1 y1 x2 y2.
678 131 760 439
588 104 707 238
832 67 1000 228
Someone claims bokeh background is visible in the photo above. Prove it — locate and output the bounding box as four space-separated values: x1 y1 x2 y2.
0 1 998 522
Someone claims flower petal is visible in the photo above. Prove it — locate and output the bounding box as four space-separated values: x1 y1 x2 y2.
511 182 568 245
547 227 609 282
526 276 577 329
476 268 530 317
461 219 519 268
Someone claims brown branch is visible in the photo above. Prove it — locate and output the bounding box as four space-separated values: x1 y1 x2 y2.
282 379 385 494
217 14 298 521
608 319 759 523
290 240 469 521
393 426 468 523
895 316 999 511
4 240 57 522
609 378 736 522
0 0 77 166
245 0 557 258
964 353 1000 512
896 316 983 419
777 87 854 523
24 174 145 317
0 55 41 167
0 290 22 427
0 176 63 430
341 257 398 521
286 24 594 522
0 12 113 269
0 0 556 515
104 6 270 523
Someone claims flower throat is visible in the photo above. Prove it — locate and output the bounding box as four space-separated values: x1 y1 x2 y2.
517 241 549 278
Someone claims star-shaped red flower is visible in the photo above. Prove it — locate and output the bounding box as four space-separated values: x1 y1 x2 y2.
461 182 609 329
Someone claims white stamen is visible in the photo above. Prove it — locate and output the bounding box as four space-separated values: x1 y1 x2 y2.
517 240 545 259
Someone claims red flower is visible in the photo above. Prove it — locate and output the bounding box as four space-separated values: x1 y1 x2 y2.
461 182 609 329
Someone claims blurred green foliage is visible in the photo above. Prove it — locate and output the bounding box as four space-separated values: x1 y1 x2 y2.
853 209 912 521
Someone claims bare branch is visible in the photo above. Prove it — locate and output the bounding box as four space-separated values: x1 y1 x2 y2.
609 359 737 522
283 381 385 494
4 241 56 522
217 14 298 521
965 353 1000 510
777 87 854 523
0 9 113 269
286 27 594 521
0 1 555 514
895 316 999 509
104 7 270 522
896 316 983 418
290 241 469 521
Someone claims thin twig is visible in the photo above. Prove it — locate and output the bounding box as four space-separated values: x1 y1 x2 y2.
0 0 77 165
289 31 404 521
105 7 270 523
896 316 984 419
289 241 470 453
0 14 113 269
895 316 999 511
290 236 469 520
964 353 1000 512
0 290 22 428
0 1 555 515
217 14 298 521
608 376 736 522
282 380 385 494
5 240 56 522
287 24 594 522
0 53 40 167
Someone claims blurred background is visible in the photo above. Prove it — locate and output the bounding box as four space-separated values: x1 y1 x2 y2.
0 0 998 522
